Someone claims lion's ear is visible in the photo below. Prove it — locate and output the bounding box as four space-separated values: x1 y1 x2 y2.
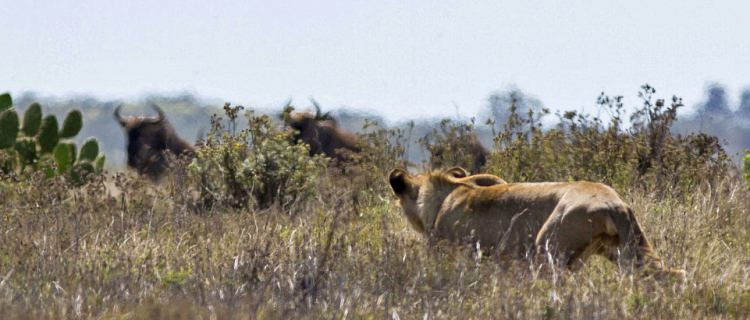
389 169 409 195
444 167 469 179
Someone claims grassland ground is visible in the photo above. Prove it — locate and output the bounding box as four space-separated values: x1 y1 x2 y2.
0 167 749 319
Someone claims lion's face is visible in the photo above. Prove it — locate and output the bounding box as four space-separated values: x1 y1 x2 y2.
388 169 426 232
389 167 505 234
389 167 470 204
389 167 506 209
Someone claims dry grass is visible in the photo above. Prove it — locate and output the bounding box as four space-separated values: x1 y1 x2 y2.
0 166 748 319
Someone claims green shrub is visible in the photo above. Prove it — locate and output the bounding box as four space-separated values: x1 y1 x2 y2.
342 118 411 204
485 84 729 196
189 103 328 209
419 118 488 173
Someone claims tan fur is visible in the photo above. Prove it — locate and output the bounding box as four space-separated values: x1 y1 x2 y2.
388 167 506 236
389 168 685 277
442 167 507 186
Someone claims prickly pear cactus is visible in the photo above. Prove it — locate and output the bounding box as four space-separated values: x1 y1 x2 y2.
0 92 106 182
22 103 42 136
0 109 19 149
60 110 83 139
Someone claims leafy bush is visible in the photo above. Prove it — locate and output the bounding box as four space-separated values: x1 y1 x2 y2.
419 118 488 173
336 118 411 208
188 103 328 210
486 85 729 195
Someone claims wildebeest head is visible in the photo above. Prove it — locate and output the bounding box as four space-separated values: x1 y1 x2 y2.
282 105 360 161
114 104 195 181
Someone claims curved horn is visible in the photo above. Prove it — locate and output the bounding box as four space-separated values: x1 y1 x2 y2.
310 98 323 119
113 104 126 126
280 98 294 122
146 104 165 124
282 97 293 110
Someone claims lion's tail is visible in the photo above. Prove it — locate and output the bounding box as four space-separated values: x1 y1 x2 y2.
610 208 686 278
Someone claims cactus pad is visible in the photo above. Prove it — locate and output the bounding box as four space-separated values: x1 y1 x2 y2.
22 103 43 136
53 142 75 173
38 115 60 153
95 154 106 171
0 109 20 149
0 93 11 112
60 110 83 138
78 138 99 162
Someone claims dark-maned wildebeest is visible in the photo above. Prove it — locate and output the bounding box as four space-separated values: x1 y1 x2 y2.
114 104 195 181
283 106 361 162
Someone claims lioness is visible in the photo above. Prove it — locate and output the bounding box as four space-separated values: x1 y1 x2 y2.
389 167 685 276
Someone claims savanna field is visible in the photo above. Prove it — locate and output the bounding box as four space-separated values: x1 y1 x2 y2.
1 86 750 319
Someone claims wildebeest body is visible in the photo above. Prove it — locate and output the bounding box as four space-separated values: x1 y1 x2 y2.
286 111 360 161
115 105 194 181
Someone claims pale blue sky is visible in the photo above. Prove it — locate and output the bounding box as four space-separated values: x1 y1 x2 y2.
2 1 749 120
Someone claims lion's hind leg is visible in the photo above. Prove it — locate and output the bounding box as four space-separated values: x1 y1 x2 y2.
606 208 687 279
534 206 611 270
605 207 656 273
567 234 621 271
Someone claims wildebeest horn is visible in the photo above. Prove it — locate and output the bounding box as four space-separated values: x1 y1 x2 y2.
113 104 126 126
309 98 333 121
310 98 323 118
145 104 165 124
280 98 294 121
282 98 293 110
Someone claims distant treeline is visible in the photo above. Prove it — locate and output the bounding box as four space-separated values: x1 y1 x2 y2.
672 84 750 162
11 84 750 168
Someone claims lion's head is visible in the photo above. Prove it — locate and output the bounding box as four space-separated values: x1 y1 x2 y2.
389 167 507 234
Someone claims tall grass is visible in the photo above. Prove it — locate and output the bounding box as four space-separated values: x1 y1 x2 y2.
0 86 748 319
